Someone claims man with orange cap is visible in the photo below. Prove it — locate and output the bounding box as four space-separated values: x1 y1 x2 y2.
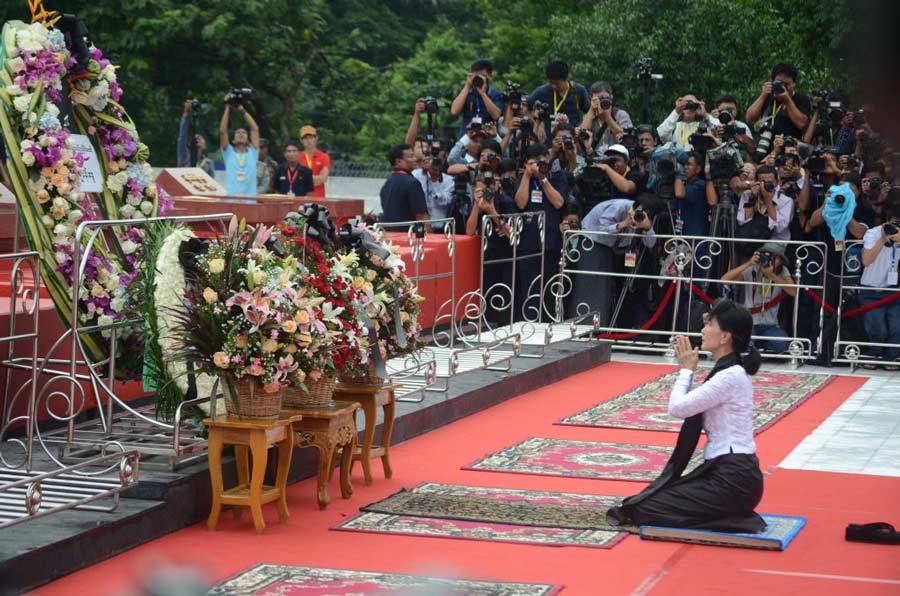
299 125 331 197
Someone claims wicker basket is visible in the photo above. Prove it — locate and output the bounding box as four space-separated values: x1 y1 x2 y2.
338 362 385 387
282 375 336 408
223 377 283 420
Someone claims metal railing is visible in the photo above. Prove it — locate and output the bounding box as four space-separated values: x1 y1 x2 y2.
556 229 829 366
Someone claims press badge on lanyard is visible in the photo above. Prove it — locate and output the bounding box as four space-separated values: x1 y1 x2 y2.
625 251 637 268
531 189 543 204
835 239 844 252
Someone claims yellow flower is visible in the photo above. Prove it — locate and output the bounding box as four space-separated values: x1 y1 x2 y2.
56 165 70 177
352 276 365 290
282 319 297 333
235 335 248 348
212 352 230 368
295 368 306 382
262 338 278 353
365 269 377 281
202 287 218 303
295 310 310 325
252 269 268 285
107 161 119 174
208 258 225 274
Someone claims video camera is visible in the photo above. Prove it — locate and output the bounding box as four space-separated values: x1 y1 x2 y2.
190 99 209 111
707 142 744 181
227 88 253 108
619 127 640 157
688 123 715 152
532 100 551 123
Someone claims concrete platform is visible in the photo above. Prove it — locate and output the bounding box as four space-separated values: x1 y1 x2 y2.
0 339 610 594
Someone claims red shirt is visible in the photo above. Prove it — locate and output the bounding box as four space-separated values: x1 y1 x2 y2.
301 149 331 197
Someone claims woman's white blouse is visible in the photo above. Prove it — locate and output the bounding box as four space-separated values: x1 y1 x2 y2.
669 365 757 459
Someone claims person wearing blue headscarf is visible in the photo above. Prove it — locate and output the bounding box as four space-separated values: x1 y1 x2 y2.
822 182 857 242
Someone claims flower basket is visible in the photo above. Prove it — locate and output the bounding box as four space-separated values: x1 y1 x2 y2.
338 361 385 388
282 375 336 409
222 377 282 420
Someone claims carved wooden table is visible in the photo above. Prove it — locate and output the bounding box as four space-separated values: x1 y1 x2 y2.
285 401 360 509
204 412 301 534
332 382 395 485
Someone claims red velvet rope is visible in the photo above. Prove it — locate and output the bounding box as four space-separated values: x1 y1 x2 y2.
597 281 676 340
805 288 900 318
688 282 787 314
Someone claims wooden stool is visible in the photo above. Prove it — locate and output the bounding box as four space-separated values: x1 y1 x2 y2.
204 412 301 534
333 383 396 485
286 401 359 509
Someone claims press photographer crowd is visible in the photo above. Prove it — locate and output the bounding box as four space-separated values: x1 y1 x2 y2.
197 59 900 370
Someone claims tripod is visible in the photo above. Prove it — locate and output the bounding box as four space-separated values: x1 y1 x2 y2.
636 58 663 125
706 181 738 290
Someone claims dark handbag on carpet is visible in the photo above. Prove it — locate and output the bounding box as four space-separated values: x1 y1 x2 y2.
846 522 900 544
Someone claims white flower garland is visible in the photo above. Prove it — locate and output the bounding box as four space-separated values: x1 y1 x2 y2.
154 228 217 398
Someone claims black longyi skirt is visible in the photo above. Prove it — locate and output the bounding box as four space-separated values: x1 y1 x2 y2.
608 452 766 533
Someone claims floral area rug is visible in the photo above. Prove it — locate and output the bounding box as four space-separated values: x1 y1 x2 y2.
210 563 562 595
463 438 703 482
333 482 627 548
558 368 833 433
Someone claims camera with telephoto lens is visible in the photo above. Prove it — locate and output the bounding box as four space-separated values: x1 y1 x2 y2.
781 180 800 198
481 186 496 204
190 98 208 111
598 96 612 111
683 100 699 111
759 250 774 267
805 147 829 174
832 191 846 205
718 109 734 125
227 88 252 107
632 207 647 224
763 180 776 193
563 136 575 151
578 128 591 142
430 141 443 169
472 74 486 90
754 124 774 162
783 135 797 148
424 96 438 115
771 80 786 95
619 127 639 155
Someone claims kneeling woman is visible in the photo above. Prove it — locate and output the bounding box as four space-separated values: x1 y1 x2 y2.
608 300 766 532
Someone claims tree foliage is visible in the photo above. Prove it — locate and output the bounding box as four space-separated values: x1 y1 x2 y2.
0 0 856 165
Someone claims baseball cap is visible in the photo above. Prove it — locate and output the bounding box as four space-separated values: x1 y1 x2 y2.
299 125 317 137
758 242 786 259
605 144 629 160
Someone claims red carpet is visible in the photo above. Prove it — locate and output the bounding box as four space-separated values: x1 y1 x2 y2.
32 362 900 596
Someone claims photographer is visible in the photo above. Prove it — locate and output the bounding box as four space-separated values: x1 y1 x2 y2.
657 93 718 151
177 100 215 177
549 123 583 175
447 118 499 166
450 59 505 137
218 91 261 196
467 172 517 323
737 165 793 241
859 202 900 366
580 81 633 153
412 142 454 226
711 95 755 156
674 151 715 237
802 92 855 155
528 61 591 135
573 196 657 326
379 144 429 224
514 143 569 318
861 164 891 225
721 243 797 353
745 62 811 139
272 142 314 196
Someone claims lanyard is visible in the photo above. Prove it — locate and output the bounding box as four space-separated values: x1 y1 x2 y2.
770 101 783 123
235 152 247 168
553 83 570 114
681 122 698 147
286 166 299 189
303 152 314 169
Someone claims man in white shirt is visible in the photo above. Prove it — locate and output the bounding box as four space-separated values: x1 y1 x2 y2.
657 93 720 151
736 165 793 241
411 152 454 229
859 204 900 363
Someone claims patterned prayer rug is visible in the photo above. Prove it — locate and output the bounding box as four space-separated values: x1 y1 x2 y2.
639 514 807 550
558 368 833 433
210 563 562 595
333 482 627 548
463 438 702 482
